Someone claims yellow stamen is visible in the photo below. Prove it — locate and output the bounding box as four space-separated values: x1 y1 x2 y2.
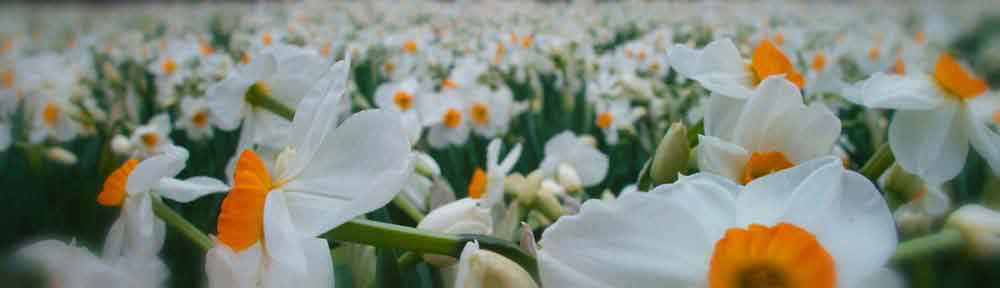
709 223 835 288
892 57 905 75
2 69 13 89
493 43 505 65
932 53 988 100
470 103 490 125
393 91 413 111
261 32 273 46
217 150 273 252
468 168 487 199
521 35 533 48
141 133 160 149
383 62 396 74
867 47 880 61
441 78 459 90
192 111 209 128
750 40 803 88
161 57 177 75
98 159 139 207
241 51 251 65
320 41 332 57
403 40 418 54
442 108 462 129
596 112 613 129
915 31 926 45
741 152 794 185
42 102 60 128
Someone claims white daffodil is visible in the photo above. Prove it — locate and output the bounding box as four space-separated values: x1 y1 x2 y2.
538 157 900 288
466 85 515 138
29 94 80 144
454 241 538 288
424 90 471 149
206 58 412 288
539 131 609 192
698 76 841 185
175 97 215 141
418 139 521 266
844 53 999 184
128 114 173 159
148 39 199 107
594 99 642 145
804 49 847 97
17 239 163 288
375 77 425 144
668 38 804 99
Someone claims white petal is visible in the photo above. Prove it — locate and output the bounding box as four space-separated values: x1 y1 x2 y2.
126 147 189 195
703 93 745 140
149 114 172 136
263 191 308 276
666 44 699 78
299 237 335 288
966 111 1000 175
686 39 754 99
696 135 750 182
732 76 803 150
205 242 263 288
843 73 945 110
242 53 277 81
418 198 492 235
283 110 413 236
206 76 252 131
287 59 351 176
856 268 905 288
767 103 841 163
156 177 229 203
889 105 969 184
454 241 480 288
539 191 715 287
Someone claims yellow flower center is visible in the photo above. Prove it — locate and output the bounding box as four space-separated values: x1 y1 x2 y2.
97 159 139 207
442 108 462 129
709 223 834 288
867 47 880 61
241 51 251 65
383 62 396 74
218 150 273 252
141 133 160 149
0 38 11 55
252 80 272 98
772 32 785 46
811 52 826 72
993 111 1000 125
470 102 490 125
596 112 614 129
261 32 273 46
320 41 332 57
192 110 209 128
2 69 13 89
741 152 794 185
493 43 506 65
915 31 927 45
42 101 60 128
521 35 533 48
199 40 214 56
892 57 906 75
393 90 414 111
442 78 459 90
403 39 418 54
750 40 803 89
467 168 487 199
932 53 988 101
162 57 177 75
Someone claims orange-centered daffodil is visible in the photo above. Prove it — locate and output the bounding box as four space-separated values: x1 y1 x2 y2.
261 32 273 46
161 57 177 75
750 40 803 88
932 53 988 101
42 101 60 128
442 78 459 90
393 91 413 111
893 57 906 75
596 112 613 129
2 69 13 89
470 103 490 125
97 159 140 207
403 40 418 54
741 152 794 185
708 223 835 288
192 111 209 128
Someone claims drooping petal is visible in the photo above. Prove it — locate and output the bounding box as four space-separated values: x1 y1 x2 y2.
156 176 229 203
206 75 253 131
125 146 189 195
842 73 945 110
889 105 969 184
283 110 413 236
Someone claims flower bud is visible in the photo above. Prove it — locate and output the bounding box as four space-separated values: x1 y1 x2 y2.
512 170 544 207
455 242 538 288
414 151 441 177
946 204 1000 258
418 199 492 267
46 147 77 165
650 122 689 185
110 134 132 155
556 164 582 194
535 180 563 221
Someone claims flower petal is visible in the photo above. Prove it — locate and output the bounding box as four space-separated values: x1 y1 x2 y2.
156 176 229 203
696 135 751 182
843 73 945 110
263 191 308 276
889 105 969 184
125 146 189 195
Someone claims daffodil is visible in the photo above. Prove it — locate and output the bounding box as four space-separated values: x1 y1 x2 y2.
206 58 412 287
698 76 841 185
539 131 609 192
669 38 804 99
594 99 643 145
538 157 900 287
375 77 425 143
803 49 847 97
424 90 471 149
466 85 516 138
454 241 538 288
175 97 215 141
17 239 165 288
29 94 80 144
127 114 173 159
844 53 998 184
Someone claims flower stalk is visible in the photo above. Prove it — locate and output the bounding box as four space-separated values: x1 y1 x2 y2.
860 143 895 182
891 228 965 264
151 195 213 251
245 82 296 121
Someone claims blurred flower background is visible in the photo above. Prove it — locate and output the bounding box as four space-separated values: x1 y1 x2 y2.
0 0 999 287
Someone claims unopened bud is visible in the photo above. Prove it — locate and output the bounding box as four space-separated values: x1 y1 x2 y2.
535 180 563 220
556 164 582 194
455 242 538 288
414 152 441 177
418 199 492 267
651 122 689 185
46 147 77 165
513 170 544 207
110 134 132 155
946 204 1000 258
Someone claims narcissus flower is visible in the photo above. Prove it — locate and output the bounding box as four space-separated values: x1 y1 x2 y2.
845 53 998 184
466 85 516 138
424 90 470 149
207 58 412 287
17 239 166 288
594 99 643 145
538 157 899 287
540 131 609 191
698 76 840 185
669 38 804 99
30 94 80 144
375 77 425 143
128 114 174 159
454 241 538 288
175 97 215 141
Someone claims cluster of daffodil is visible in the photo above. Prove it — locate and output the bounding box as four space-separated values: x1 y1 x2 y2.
2 1 1000 287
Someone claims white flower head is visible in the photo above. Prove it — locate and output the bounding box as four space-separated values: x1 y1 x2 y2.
668 38 804 99
540 131 609 188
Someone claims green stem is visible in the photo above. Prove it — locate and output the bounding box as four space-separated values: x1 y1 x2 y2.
322 219 539 280
245 83 296 121
151 196 213 252
860 143 895 182
891 229 965 264
396 251 422 270
392 196 425 222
